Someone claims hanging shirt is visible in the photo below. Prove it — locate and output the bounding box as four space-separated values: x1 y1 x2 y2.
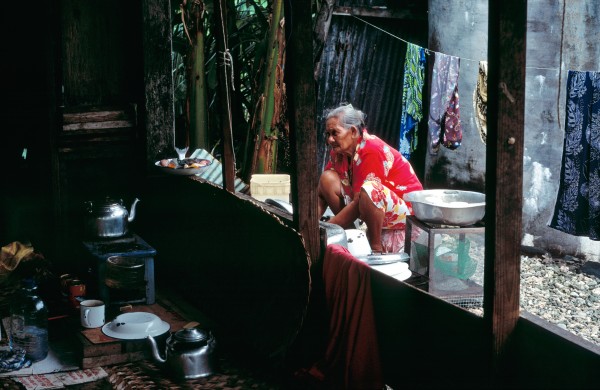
473 61 488 144
549 70 600 240
399 43 426 159
428 52 462 154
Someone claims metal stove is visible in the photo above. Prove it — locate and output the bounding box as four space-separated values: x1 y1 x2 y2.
82 233 156 306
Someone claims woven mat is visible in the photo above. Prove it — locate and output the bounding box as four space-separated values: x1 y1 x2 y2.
105 357 284 390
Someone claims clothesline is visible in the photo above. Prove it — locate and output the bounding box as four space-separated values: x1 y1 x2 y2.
354 16 600 245
352 15 561 72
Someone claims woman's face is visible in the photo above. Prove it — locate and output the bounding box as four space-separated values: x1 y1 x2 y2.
325 117 358 156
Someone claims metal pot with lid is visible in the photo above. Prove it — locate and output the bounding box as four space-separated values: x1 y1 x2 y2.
147 323 217 380
84 197 140 238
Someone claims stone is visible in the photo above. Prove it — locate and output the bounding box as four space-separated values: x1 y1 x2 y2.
581 261 600 279
520 245 548 258
547 244 566 257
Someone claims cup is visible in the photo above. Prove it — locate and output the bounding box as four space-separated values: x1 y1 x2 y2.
80 299 105 328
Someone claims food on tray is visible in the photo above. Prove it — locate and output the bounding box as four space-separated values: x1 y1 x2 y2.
158 158 210 170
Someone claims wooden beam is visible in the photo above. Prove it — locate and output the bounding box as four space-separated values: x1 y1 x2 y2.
285 0 321 263
141 0 174 163
484 0 527 374
313 0 335 79
332 6 426 21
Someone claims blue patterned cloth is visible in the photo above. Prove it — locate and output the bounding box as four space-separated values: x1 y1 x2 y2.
399 43 426 159
549 70 600 240
0 348 31 373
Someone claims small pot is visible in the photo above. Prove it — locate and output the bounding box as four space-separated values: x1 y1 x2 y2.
84 197 140 238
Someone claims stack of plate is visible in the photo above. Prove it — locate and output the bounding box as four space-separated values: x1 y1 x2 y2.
369 260 412 281
357 252 412 281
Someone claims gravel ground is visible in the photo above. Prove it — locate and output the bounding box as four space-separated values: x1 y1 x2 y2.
520 254 600 346
461 253 600 347
427 232 600 347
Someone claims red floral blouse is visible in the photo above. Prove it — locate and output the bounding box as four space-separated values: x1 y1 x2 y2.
324 131 423 200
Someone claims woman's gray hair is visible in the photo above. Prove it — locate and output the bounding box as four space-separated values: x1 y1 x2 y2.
325 104 366 132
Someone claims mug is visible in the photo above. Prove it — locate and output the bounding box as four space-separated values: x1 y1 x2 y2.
80 299 105 328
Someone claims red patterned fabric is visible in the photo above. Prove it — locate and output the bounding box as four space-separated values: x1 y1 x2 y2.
307 244 384 389
442 87 462 149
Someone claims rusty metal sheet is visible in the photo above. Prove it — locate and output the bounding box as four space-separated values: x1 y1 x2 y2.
315 12 427 170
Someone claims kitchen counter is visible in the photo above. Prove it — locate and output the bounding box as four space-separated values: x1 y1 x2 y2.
0 290 287 389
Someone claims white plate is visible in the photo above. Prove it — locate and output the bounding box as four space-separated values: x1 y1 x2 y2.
102 312 170 340
394 269 412 281
356 252 408 265
154 159 211 176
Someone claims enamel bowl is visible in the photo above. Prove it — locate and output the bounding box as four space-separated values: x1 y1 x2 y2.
404 190 486 226
102 312 170 340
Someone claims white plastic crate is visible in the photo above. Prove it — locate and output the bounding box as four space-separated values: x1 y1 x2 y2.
250 174 290 202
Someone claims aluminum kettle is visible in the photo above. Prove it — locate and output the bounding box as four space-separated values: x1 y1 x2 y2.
84 197 140 238
147 325 216 380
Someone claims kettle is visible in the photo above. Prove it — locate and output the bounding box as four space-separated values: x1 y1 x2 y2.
147 324 217 380
84 197 140 238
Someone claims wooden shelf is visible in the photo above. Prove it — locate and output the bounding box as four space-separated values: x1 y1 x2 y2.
62 105 137 133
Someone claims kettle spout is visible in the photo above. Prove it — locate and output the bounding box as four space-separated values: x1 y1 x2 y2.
147 335 166 364
128 198 140 223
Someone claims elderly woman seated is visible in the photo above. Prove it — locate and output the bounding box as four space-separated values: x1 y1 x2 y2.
317 104 423 254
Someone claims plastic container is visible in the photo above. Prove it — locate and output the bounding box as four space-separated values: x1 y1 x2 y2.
10 278 49 362
250 174 291 202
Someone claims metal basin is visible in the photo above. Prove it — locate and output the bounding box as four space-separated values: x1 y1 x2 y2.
403 190 485 226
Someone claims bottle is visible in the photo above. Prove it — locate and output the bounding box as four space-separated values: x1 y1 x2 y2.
10 278 49 362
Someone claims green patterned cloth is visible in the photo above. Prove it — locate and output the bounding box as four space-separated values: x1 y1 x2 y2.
399 43 426 159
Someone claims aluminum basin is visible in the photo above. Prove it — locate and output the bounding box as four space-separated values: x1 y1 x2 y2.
403 190 485 226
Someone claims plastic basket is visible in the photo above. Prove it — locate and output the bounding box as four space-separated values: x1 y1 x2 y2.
250 174 290 202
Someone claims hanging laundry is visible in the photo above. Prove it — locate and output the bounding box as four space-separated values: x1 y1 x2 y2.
398 43 426 159
428 52 462 154
549 70 600 240
473 61 488 144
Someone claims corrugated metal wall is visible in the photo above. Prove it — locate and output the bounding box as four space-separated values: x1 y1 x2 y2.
315 3 428 174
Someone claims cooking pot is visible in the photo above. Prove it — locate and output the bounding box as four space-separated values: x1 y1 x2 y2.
147 324 217 380
84 197 140 238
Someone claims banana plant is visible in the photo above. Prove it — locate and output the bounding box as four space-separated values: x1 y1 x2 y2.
172 0 289 177
249 0 286 175
180 0 209 154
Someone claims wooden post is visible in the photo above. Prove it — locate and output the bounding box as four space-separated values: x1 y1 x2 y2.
213 0 236 192
284 0 321 263
485 0 527 378
141 0 175 164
